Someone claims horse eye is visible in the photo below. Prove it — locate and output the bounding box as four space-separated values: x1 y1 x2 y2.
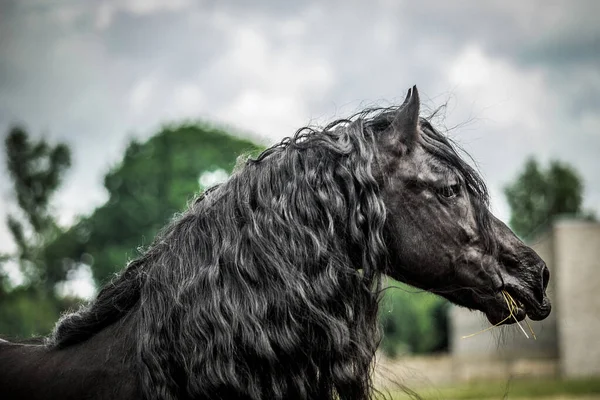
438 184 460 199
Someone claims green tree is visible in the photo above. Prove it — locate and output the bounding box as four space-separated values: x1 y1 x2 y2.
45 122 263 286
379 282 448 358
3 127 71 288
1 127 72 337
504 158 592 239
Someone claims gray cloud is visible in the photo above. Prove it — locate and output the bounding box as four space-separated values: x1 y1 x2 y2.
0 0 599 254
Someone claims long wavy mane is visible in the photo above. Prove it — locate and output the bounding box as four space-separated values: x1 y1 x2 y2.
49 110 396 400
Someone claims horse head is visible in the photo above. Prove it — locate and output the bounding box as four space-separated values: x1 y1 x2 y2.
377 86 551 326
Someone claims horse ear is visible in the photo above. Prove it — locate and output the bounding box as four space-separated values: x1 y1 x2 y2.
392 85 420 146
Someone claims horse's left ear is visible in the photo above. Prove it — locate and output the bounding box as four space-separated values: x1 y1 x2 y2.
392 85 420 147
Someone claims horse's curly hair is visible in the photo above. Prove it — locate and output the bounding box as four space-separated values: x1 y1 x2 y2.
48 110 395 400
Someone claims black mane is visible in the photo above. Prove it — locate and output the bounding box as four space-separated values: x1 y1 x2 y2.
48 107 490 400
50 110 393 400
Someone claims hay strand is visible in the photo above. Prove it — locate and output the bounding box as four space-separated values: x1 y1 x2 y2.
461 290 537 340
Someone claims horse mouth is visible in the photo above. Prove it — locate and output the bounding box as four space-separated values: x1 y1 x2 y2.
485 288 551 326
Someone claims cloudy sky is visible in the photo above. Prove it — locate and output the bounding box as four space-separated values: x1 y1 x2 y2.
1 0 599 257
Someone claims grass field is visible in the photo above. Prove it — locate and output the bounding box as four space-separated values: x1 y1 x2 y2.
390 377 600 399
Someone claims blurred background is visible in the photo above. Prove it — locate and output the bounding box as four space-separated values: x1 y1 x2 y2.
1 1 599 398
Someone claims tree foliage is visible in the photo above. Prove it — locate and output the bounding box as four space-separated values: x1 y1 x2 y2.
4 127 71 284
504 158 592 238
379 282 448 357
1 127 72 337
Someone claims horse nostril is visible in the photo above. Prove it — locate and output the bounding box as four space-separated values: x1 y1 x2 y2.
533 262 551 304
541 264 550 291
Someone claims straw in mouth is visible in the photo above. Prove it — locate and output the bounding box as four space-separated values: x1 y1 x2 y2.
461 290 537 340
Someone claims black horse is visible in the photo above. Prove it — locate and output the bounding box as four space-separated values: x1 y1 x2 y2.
0 87 551 400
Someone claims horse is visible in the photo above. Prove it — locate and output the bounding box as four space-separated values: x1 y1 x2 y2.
0 86 551 400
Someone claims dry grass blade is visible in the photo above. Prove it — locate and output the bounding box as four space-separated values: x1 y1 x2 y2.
461 290 537 340
502 291 529 339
